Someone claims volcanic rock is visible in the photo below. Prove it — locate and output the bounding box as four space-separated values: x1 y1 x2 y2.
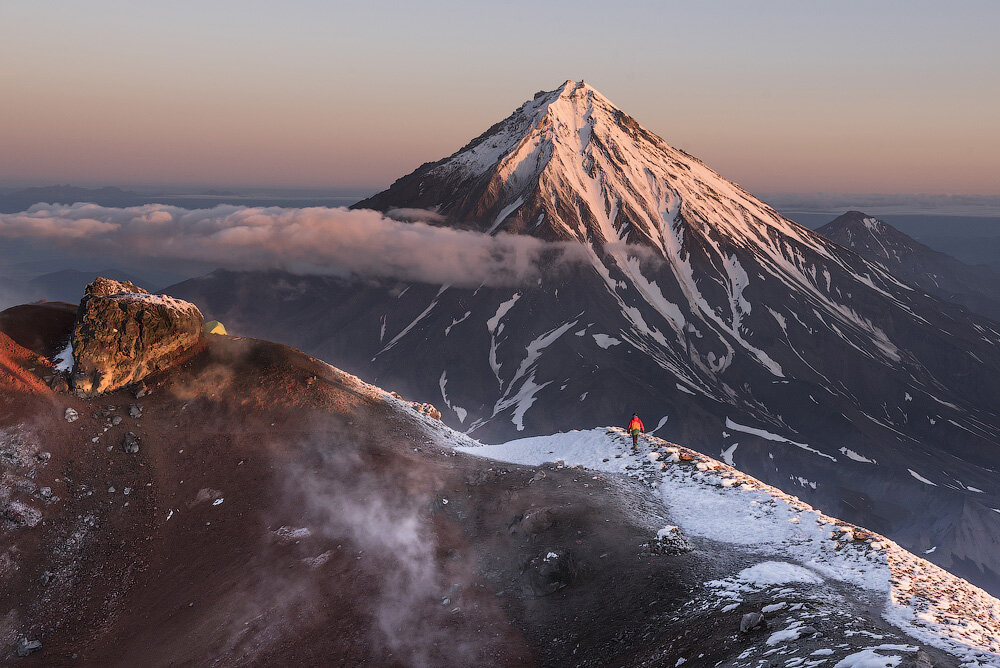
70 278 203 396
15 637 42 657
740 612 766 633
49 374 69 393
84 276 148 299
524 549 578 596
122 432 140 454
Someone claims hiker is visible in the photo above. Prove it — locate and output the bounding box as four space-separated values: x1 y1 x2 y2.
627 413 644 451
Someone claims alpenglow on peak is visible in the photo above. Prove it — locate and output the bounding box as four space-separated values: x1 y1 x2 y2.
354 79 811 253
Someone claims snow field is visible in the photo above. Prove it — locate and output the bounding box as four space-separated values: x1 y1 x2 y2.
455 428 1000 665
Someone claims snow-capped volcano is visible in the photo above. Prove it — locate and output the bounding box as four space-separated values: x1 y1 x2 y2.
358 79 814 250
171 81 1000 596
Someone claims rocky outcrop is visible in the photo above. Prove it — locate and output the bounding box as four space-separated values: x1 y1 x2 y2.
70 278 204 396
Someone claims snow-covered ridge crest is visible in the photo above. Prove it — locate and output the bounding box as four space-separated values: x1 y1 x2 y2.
457 428 1000 664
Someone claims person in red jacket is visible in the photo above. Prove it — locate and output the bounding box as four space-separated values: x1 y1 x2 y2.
627 413 644 451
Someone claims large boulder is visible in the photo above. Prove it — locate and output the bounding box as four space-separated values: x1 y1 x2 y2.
70 278 204 396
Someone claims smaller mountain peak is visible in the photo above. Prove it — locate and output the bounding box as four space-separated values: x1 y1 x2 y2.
825 210 885 233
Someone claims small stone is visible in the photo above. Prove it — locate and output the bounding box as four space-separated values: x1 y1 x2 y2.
49 374 69 393
123 487 132 495
441 597 451 606
15 638 42 657
111 415 123 426
36 452 51 462
64 407 79 423
108 486 116 493
123 432 140 454
129 404 143 418
39 487 53 499
133 382 149 398
740 612 766 634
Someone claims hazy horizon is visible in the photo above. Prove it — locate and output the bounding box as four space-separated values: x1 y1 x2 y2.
2 2 998 195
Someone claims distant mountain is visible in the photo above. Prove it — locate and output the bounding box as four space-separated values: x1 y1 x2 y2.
170 81 1000 595
817 211 1000 321
0 275 41 311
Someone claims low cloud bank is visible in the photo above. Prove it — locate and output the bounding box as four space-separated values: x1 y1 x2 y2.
0 203 587 288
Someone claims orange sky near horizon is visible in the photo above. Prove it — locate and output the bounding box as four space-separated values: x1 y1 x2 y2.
2 1 998 195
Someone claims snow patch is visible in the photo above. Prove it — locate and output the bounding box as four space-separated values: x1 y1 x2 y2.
908 469 937 486
840 447 875 464
737 561 822 587
592 333 621 349
52 339 74 372
438 371 468 423
726 418 836 461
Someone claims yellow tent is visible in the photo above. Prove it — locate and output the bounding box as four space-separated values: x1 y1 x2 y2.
204 320 228 335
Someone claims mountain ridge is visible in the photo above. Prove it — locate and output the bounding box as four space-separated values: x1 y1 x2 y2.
818 210 1000 321
169 81 1000 596
1 296 997 665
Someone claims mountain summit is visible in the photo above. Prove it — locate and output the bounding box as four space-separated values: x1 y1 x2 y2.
173 82 1000 594
356 79 800 250
818 211 1000 321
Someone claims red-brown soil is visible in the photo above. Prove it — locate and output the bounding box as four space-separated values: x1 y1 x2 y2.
0 302 970 667
0 305 715 667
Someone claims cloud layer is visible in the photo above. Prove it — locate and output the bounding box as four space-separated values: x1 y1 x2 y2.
0 203 587 288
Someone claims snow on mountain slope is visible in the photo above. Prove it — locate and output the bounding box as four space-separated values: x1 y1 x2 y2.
12 295 989 666
458 429 1000 666
818 211 1000 322
171 81 1000 596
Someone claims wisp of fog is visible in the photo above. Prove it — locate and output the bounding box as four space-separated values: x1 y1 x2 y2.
0 203 587 288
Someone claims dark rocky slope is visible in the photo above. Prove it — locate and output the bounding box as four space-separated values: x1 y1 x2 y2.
818 211 1000 322
1 295 991 665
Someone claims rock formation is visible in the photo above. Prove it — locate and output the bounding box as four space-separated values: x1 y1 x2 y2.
70 278 203 396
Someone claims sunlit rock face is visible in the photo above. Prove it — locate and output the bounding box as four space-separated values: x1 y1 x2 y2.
70 278 203 395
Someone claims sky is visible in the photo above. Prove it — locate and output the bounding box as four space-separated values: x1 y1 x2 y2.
1 1 998 195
